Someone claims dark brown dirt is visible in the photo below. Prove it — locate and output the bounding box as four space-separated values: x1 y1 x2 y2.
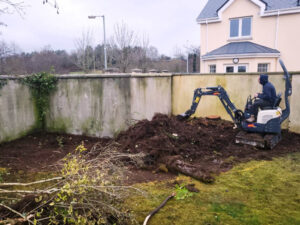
115 114 300 181
0 114 299 182
0 132 109 172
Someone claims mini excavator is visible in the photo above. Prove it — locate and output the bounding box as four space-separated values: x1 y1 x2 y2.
177 59 292 149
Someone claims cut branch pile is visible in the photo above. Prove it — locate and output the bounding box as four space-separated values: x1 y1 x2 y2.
0 142 145 224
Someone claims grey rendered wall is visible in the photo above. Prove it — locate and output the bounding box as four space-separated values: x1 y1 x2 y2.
0 72 299 144
0 78 37 143
46 75 172 137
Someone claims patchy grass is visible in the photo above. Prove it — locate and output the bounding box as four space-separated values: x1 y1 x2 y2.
126 153 300 225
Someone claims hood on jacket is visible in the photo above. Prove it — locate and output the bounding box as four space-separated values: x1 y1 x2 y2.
259 74 269 85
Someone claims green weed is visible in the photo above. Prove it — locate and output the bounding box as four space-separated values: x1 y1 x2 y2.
175 184 193 200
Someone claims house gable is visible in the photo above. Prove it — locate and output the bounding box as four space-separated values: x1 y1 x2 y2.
217 0 266 20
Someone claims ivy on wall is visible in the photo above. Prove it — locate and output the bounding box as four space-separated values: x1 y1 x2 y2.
22 72 58 129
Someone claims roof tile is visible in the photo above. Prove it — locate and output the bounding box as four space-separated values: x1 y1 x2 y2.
202 41 280 58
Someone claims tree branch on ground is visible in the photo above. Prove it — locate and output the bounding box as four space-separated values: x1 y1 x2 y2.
0 142 145 224
0 177 63 187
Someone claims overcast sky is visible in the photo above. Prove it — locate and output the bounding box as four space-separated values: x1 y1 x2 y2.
0 0 207 56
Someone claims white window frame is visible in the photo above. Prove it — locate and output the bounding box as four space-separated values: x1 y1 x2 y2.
209 64 216 73
257 63 269 73
224 64 249 73
229 17 252 39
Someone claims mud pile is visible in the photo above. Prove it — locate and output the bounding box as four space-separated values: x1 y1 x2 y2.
117 114 235 159
115 114 300 182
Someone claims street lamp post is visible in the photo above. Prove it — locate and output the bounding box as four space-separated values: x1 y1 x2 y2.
88 15 107 71
185 40 189 73
187 54 189 73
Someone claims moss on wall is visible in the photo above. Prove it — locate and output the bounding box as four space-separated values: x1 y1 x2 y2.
46 117 72 133
0 80 38 144
0 79 8 91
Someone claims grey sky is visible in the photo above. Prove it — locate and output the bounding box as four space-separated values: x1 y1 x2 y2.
0 0 207 56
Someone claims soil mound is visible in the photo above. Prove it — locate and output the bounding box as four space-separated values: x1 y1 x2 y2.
115 114 300 182
117 114 235 161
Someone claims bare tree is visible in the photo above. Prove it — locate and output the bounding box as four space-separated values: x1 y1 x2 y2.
73 30 94 73
134 34 150 72
110 22 138 72
173 46 185 60
185 45 200 73
147 46 159 60
0 0 26 15
0 40 14 73
0 0 26 27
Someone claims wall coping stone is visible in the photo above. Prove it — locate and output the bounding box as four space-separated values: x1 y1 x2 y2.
0 72 300 80
0 73 173 80
172 71 300 76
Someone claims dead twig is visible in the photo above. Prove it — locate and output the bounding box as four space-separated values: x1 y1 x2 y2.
0 188 60 194
0 176 63 187
0 203 34 224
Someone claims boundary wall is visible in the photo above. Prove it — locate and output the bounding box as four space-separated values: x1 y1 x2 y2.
0 72 299 143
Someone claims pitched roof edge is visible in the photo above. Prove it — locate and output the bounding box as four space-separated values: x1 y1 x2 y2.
201 53 281 60
262 6 300 16
197 0 267 22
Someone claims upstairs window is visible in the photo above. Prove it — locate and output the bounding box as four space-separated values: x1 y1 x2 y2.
230 17 252 38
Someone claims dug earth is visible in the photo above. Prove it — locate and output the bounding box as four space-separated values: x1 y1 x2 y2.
1 114 299 183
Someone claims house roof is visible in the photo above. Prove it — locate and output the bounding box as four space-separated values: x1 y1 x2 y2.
202 41 280 59
197 0 300 21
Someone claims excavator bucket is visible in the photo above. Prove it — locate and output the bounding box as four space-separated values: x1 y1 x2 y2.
176 113 190 121
235 131 281 149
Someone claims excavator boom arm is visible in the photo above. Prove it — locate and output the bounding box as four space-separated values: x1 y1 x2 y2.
178 86 243 125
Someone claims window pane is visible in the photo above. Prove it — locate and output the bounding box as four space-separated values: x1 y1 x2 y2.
209 65 216 73
258 63 268 72
238 66 246 72
242 17 251 36
226 66 234 73
230 19 239 37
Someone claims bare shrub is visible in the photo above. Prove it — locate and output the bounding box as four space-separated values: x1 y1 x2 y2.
0 143 145 224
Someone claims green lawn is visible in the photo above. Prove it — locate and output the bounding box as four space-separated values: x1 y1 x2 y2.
126 153 300 225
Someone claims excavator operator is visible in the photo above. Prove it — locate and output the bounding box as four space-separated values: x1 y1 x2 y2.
246 74 277 123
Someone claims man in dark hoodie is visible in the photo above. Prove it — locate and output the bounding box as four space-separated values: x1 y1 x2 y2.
246 74 277 122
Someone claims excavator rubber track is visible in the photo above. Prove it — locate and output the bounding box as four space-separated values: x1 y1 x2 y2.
235 131 281 149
